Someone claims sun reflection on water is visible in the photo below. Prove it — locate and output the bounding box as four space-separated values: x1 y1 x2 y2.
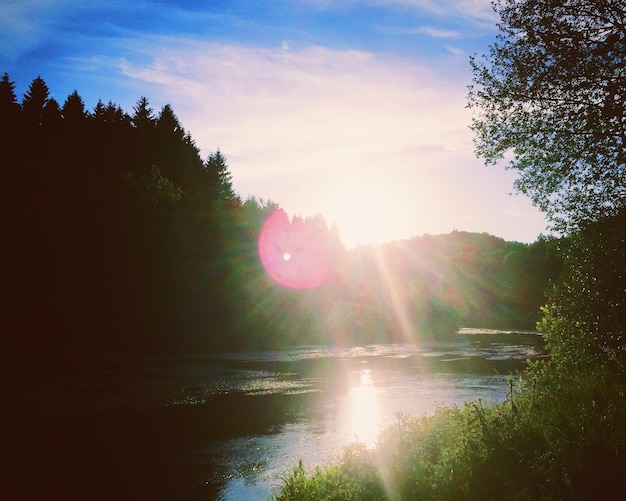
347 369 381 448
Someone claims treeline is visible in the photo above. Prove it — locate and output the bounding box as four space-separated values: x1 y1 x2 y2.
2 73 561 375
343 231 562 342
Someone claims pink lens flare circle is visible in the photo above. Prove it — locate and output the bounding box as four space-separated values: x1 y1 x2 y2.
258 210 335 289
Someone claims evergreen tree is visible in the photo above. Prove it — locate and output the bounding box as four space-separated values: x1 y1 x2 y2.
92 99 106 120
62 90 87 124
21 76 50 127
0 72 20 148
156 104 185 142
132 96 156 132
0 72 19 119
205 150 236 204
41 97 62 129
92 100 130 126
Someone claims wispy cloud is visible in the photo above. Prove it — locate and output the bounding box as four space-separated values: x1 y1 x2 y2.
378 25 461 38
445 46 466 57
116 39 472 165
300 0 497 22
0 0 69 57
371 0 496 22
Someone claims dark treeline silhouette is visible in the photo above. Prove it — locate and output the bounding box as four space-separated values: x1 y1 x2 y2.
2 73 562 377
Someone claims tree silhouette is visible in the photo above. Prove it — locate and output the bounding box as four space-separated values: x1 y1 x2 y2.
0 72 19 119
21 75 50 128
41 97 62 130
132 96 156 132
62 90 88 125
156 104 185 142
0 73 20 149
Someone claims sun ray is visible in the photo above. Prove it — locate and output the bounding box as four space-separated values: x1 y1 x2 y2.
371 244 418 344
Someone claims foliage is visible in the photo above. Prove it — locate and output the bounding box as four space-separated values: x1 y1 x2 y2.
539 209 626 374
275 362 626 500
273 448 384 501
468 0 626 232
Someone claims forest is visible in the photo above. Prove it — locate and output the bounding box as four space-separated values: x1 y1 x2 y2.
2 72 562 378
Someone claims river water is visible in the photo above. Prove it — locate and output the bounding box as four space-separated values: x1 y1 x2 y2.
3 329 545 500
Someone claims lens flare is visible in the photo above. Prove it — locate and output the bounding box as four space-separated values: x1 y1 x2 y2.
258 209 335 289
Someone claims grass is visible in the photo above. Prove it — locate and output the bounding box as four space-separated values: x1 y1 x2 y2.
273 361 626 500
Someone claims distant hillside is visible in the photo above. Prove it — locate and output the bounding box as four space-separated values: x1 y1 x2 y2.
321 231 563 345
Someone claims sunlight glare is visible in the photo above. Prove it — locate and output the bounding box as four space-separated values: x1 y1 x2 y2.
331 184 403 248
372 245 418 343
348 369 381 448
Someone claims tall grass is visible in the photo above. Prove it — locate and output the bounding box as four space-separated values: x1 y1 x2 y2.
273 361 626 500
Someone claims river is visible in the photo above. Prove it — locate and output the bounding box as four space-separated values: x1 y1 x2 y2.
2 329 544 500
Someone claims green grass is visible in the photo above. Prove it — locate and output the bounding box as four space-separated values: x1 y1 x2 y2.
273 362 626 500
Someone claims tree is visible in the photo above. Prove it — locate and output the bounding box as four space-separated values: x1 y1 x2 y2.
92 100 130 126
539 209 626 375
468 0 626 232
137 165 183 207
41 97 62 129
205 150 237 204
62 90 87 124
0 72 19 117
155 104 185 142
0 73 20 144
21 76 50 127
131 96 156 132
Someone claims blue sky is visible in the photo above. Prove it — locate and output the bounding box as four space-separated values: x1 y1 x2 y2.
1 0 549 247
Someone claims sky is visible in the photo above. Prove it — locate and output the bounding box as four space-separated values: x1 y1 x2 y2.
0 0 550 248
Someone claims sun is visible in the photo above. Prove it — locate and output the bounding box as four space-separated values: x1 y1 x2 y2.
331 186 400 248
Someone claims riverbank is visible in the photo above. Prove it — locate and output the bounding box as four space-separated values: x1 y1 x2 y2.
274 360 626 500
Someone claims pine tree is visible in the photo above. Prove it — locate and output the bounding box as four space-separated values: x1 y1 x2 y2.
205 150 236 204
0 72 19 117
92 99 106 121
156 104 185 142
21 76 50 127
42 97 62 129
62 90 87 125
0 72 20 142
131 96 155 132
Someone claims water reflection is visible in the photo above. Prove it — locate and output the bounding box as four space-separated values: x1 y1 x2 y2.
347 369 381 448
